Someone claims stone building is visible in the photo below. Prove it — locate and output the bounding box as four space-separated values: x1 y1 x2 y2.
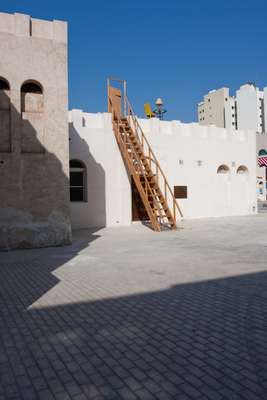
0 12 71 249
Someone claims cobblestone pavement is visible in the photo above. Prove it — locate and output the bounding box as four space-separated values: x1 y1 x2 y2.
1 215 267 399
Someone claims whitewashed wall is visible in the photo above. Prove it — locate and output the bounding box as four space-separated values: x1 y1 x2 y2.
139 118 257 218
69 110 131 229
69 110 257 229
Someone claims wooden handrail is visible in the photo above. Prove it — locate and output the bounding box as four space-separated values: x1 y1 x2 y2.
111 114 163 230
125 97 183 219
107 77 183 230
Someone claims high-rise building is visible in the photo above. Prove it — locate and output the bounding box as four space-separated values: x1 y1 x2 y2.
198 87 232 129
236 84 264 132
198 83 266 132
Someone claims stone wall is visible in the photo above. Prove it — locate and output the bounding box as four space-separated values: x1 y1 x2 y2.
0 12 71 249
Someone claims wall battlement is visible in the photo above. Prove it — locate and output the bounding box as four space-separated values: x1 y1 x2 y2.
69 109 253 145
0 12 67 43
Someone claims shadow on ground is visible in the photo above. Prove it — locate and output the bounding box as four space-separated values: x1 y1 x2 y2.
0 238 267 399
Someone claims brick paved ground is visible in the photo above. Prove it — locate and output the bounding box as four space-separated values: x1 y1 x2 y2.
1 215 267 399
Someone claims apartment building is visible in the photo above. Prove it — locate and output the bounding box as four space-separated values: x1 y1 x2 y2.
198 87 236 129
198 83 266 132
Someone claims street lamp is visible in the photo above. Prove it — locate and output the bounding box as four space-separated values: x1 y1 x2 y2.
153 98 167 120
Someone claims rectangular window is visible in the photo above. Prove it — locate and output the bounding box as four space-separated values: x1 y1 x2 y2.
174 186 187 199
70 187 84 202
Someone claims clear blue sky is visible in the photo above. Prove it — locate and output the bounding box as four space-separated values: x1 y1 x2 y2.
2 0 267 121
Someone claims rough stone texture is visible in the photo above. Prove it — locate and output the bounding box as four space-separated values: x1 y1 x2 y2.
1 215 267 399
0 12 71 250
0 208 71 249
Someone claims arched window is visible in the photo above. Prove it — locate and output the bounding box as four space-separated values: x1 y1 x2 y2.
0 77 11 152
0 77 10 91
237 165 248 174
21 80 43 113
69 160 87 202
258 149 267 156
0 77 10 111
217 164 230 174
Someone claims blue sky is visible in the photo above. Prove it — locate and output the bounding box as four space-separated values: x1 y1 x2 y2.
2 0 267 121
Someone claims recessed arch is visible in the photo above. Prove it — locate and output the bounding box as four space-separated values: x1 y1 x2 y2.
0 77 11 111
237 165 249 174
69 159 87 202
217 164 230 174
0 77 11 152
70 159 86 169
21 80 43 113
0 77 10 91
21 80 43 94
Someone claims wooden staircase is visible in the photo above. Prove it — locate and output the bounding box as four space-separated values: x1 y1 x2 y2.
108 78 183 231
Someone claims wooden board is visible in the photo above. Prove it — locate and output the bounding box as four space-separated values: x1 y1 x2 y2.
108 86 122 118
174 186 187 199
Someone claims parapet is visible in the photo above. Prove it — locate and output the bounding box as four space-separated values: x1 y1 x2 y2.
0 12 67 43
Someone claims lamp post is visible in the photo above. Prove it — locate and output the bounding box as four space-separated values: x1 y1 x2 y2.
153 98 167 120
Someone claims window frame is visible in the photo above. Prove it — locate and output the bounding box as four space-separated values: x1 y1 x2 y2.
69 160 87 202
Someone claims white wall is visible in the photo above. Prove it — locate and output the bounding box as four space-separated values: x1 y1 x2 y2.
138 118 257 218
264 87 267 133
69 110 131 229
69 111 257 229
236 84 263 132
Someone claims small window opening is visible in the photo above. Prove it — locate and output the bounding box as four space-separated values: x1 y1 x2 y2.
70 160 87 202
0 78 10 90
237 165 248 174
217 164 230 174
21 80 43 113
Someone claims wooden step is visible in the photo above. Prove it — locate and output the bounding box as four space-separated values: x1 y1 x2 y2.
110 102 178 231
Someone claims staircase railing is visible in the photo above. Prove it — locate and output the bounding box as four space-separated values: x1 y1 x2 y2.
111 114 162 231
107 77 183 227
125 97 183 221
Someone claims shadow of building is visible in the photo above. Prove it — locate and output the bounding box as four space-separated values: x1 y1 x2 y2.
0 80 71 250
69 123 106 229
0 256 267 399
0 13 72 250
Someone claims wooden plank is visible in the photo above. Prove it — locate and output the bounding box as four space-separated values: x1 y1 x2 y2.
174 186 187 199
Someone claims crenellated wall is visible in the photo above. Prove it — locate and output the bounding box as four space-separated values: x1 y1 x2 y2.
69 110 257 228
139 118 257 218
69 110 132 229
0 12 71 249
0 12 67 42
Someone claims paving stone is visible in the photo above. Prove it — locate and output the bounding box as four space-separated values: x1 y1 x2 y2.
1 219 267 400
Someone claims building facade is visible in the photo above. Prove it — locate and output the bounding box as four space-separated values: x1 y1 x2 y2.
236 84 264 132
69 110 257 229
198 83 266 132
198 88 236 129
256 133 267 202
0 12 71 249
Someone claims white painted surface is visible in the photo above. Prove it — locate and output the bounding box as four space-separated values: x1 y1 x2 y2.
236 84 263 133
69 110 131 229
69 111 257 228
140 118 257 218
